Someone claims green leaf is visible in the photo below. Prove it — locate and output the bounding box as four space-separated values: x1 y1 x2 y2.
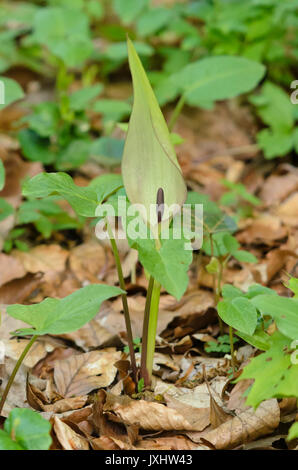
69 84 103 111
221 179 261 206
217 297 258 335
257 128 294 159
112 0 148 24
187 192 237 235
0 77 24 110
0 198 14 221
0 408 51 450
235 329 271 351
222 284 243 300
31 7 93 67
287 422 298 441
104 41 154 62
23 172 122 218
246 284 277 299
251 294 298 340
19 129 56 165
56 140 91 170
93 99 131 122
202 232 239 257
129 231 192 300
237 332 298 408
122 38 187 227
171 56 265 107
136 7 173 36
205 256 220 274
251 82 294 134
24 102 60 137
287 277 298 298
90 137 124 167
8 284 123 336
233 250 258 263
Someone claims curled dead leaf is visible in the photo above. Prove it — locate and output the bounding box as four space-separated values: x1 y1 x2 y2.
53 416 89 450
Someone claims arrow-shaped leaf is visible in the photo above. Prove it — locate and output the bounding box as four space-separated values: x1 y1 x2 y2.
7 284 123 336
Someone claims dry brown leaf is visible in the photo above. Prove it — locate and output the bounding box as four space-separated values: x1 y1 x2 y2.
0 273 42 304
13 244 69 274
90 390 138 446
0 357 29 416
104 392 209 431
277 192 298 226
202 399 280 449
54 349 121 397
136 435 197 450
53 416 89 450
0 153 42 209
227 379 253 413
237 216 287 245
0 253 26 287
43 397 88 414
69 241 109 283
260 172 298 207
3 338 54 368
203 374 232 428
91 436 132 450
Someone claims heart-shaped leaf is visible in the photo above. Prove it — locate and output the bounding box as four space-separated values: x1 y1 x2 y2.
7 284 123 336
217 297 258 335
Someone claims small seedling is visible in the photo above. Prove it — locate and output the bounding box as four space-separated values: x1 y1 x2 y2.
205 334 238 355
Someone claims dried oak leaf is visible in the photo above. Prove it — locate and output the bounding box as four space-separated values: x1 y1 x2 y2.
201 399 280 450
54 349 121 397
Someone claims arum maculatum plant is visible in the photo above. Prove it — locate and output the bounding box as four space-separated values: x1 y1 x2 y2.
122 38 189 385
18 39 194 391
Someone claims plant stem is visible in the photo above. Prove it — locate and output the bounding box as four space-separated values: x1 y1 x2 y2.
229 326 236 375
217 259 224 335
210 234 224 335
0 335 38 415
168 95 186 131
106 219 137 382
146 279 161 378
140 275 154 386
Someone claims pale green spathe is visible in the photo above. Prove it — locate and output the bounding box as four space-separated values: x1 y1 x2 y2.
122 38 187 227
